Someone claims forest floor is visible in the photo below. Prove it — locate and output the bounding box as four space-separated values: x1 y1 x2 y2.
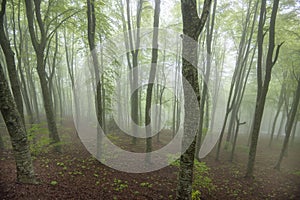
0 120 299 200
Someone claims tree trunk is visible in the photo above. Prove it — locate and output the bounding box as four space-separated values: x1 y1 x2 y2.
23 37 40 123
269 82 285 146
276 110 286 140
0 0 24 122
230 116 246 162
290 119 298 146
145 0 161 163
0 62 36 184
87 0 103 159
36 55 61 148
246 0 282 178
176 0 211 199
25 0 61 151
274 79 300 170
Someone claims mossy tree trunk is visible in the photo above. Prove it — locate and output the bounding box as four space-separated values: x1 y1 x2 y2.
0 0 24 122
0 62 37 184
176 0 212 199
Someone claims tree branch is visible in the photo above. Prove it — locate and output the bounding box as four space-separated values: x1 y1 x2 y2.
0 0 6 19
272 41 284 66
46 10 81 41
45 8 76 34
195 0 212 36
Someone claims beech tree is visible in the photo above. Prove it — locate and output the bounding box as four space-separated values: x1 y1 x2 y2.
24 0 61 151
0 0 24 122
176 0 212 199
145 0 161 163
87 0 103 158
0 61 36 183
275 73 300 170
246 0 283 178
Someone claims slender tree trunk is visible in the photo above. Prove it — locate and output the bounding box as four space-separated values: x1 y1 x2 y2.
87 0 103 159
230 116 246 162
290 119 298 146
12 0 34 126
145 0 161 163
36 55 61 146
23 38 40 123
127 0 143 144
269 82 285 146
246 0 282 178
195 0 216 158
275 79 300 170
25 0 61 152
225 0 259 149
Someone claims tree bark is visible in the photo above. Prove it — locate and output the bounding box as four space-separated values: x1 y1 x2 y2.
0 0 24 122
176 0 212 199
0 62 37 184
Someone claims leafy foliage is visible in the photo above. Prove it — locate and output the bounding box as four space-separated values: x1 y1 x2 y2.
27 124 51 156
168 156 215 197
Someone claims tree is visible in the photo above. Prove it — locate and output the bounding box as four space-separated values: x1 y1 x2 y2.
176 0 212 199
0 0 24 122
274 74 300 170
24 0 62 151
215 0 258 160
245 0 283 178
195 0 217 160
0 62 36 184
145 0 161 163
87 0 103 158
269 72 287 147
125 0 143 145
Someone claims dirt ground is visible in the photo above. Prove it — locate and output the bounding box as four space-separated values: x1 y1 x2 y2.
0 121 299 200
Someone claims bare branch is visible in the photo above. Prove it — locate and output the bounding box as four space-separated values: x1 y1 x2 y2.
46 10 81 41
272 41 284 66
195 0 212 36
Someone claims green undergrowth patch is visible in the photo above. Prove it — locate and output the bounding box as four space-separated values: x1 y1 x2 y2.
168 154 215 200
112 178 128 192
292 170 300 176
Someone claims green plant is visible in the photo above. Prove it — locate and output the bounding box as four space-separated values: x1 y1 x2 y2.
292 170 300 176
166 153 181 167
50 180 58 186
27 123 51 156
192 190 201 200
57 162 67 170
140 182 152 188
112 178 128 191
193 161 215 194
107 133 120 142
